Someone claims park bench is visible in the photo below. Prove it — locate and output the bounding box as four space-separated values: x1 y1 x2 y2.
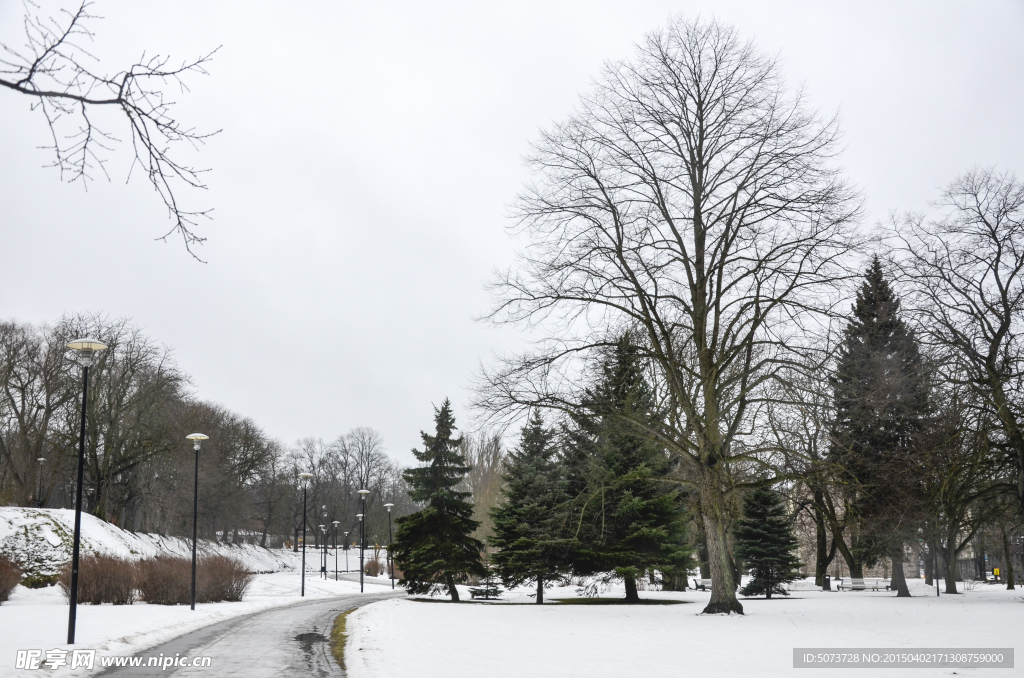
692 578 713 591
836 577 890 591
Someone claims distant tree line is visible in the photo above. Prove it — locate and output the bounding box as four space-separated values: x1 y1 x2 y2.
0 313 415 550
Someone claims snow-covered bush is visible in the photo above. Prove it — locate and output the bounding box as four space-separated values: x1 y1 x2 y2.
0 555 21 603
58 554 137 605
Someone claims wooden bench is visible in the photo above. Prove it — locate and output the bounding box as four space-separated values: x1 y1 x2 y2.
836 577 890 591
692 578 712 591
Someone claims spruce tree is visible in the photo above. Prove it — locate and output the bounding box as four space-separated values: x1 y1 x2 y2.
831 257 928 595
490 411 567 603
734 487 802 599
564 335 693 602
392 400 485 601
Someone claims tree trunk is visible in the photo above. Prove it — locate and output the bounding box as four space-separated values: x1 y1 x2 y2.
293 526 299 553
943 546 959 594
1001 526 1015 590
536 575 544 604
624 574 640 603
813 494 829 587
924 546 933 586
699 468 743 614
446 573 460 602
891 549 911 597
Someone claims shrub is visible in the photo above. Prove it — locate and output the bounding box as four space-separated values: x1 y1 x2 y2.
0 556 22 604
58 554 137 605
197 556 253 602
138 555 253 604
365 558 382 577
137 556 191 605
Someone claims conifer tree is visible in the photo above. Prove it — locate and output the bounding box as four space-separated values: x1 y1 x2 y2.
830 257 928 595
392 400 485 601
490 411 567 603
734 487 801 599
564 335 693 602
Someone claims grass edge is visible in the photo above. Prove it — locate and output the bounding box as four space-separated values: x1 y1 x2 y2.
330 608 355 671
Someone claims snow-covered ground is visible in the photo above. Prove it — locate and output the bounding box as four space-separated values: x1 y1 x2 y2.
346 578 1023 678
1 572 395 678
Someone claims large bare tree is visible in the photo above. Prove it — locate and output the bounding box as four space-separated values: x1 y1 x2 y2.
480 17 860 614
895 168 1024 518
0 0 218 253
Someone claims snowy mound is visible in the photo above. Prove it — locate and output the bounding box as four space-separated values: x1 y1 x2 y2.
0 507 303 582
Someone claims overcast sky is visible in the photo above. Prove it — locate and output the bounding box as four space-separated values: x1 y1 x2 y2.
1 0 1022 466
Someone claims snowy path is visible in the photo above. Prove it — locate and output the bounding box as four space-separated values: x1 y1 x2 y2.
97 591 402 678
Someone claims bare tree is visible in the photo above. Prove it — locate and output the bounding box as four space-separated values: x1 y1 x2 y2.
0 0 219 253
479 17 860 614
458 430 505 543
895 168 1024 518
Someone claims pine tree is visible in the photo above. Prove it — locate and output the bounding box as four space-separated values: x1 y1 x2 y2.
490 411 567 603
734 487 801 599
392 400 485 601
564 335 693 602
830 257 929 594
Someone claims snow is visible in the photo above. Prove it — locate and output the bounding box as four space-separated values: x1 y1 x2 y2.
0 572 396 678
345 578 1023 678
0 508 307 580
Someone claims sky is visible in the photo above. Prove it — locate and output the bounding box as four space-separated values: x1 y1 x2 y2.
1 0 1022 466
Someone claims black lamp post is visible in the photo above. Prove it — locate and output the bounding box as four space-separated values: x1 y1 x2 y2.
384 502 394 589
299 472 313 596
344 531 350 572
36 457 46 508
319 525 326 579
185 433 209 611
356 513 364 591
65 338 106 645
357 488 369 592
332 520 340 580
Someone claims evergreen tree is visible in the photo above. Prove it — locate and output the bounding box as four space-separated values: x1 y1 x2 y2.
830 257 929 595
490 411 567 603
392 400 485 601
734 487 802 599
564 335 693 602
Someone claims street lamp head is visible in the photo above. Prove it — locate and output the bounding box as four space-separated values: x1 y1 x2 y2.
186 433 209 450
37 457 46 463
66 338 107 366
298 472 314 480
384 503 394 511
332 520 340 526
356 513 363 520
357 489 370 496
319 524 325 531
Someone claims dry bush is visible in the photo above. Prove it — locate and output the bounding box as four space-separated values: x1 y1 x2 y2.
0 556 22 604
138 555 252 604
137 556 191 605
198 556 253 602
365 558 382 577
59 554 137 605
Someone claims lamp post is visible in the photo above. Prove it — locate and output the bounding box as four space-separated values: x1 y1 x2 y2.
344 531 350 572
65 338 107 645
36 457 46 508
356 513 364 591
357 488 369 592
332 520 340 580
384 503 394 589
298 472 313 596
322 505 328 578
185 433 209 611
319 525 326 580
